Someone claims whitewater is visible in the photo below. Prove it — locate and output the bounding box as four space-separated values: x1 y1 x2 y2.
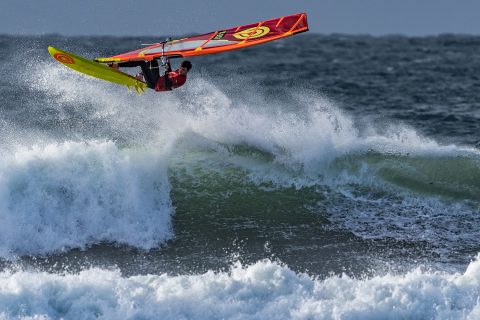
2 258 480 319
0 34 479 318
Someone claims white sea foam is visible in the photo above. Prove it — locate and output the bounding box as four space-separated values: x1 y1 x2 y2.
23 63 480 257
0 140 173 258
1 257 480 319
178 81 477 163
32 63 479 176
161 82 480 194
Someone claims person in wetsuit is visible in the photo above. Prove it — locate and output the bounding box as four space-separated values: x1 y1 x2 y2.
109 59 192 92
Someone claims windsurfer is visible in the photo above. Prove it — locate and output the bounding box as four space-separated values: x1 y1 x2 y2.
109 59 192 91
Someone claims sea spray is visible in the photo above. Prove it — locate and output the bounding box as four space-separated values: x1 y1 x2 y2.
2 34 480 286
0 141 173 258
1 257 480 319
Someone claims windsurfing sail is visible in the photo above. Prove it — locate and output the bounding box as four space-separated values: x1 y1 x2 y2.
96 13 308 63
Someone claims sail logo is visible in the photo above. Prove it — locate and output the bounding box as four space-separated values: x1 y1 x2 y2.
53 53 75 64
213 31 227 40
233 26 270 40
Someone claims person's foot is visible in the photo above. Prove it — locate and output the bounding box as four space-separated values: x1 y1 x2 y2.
108 63 119 70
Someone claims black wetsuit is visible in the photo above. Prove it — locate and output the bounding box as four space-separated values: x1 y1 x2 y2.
118 60 171 89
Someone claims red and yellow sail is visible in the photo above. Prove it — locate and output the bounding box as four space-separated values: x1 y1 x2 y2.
96 13 308 63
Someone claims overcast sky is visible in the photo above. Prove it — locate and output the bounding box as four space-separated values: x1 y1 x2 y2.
2 0 480 37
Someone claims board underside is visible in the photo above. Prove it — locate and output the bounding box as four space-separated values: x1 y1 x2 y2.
48 46 147 93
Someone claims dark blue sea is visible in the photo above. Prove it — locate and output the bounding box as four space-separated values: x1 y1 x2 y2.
0 33 479 319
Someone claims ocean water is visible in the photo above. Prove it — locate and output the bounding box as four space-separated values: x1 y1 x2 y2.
0 33 479 319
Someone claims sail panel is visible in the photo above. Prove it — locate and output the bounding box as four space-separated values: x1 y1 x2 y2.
96 13 308 63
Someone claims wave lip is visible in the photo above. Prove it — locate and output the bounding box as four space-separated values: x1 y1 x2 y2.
0 141 173 258
1 257 480 319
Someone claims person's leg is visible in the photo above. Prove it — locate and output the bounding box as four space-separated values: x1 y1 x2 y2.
112 60 160 89
117 61 144 68
138 60 160 89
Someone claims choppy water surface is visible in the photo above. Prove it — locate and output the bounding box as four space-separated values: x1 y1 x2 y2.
0 33 479 319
